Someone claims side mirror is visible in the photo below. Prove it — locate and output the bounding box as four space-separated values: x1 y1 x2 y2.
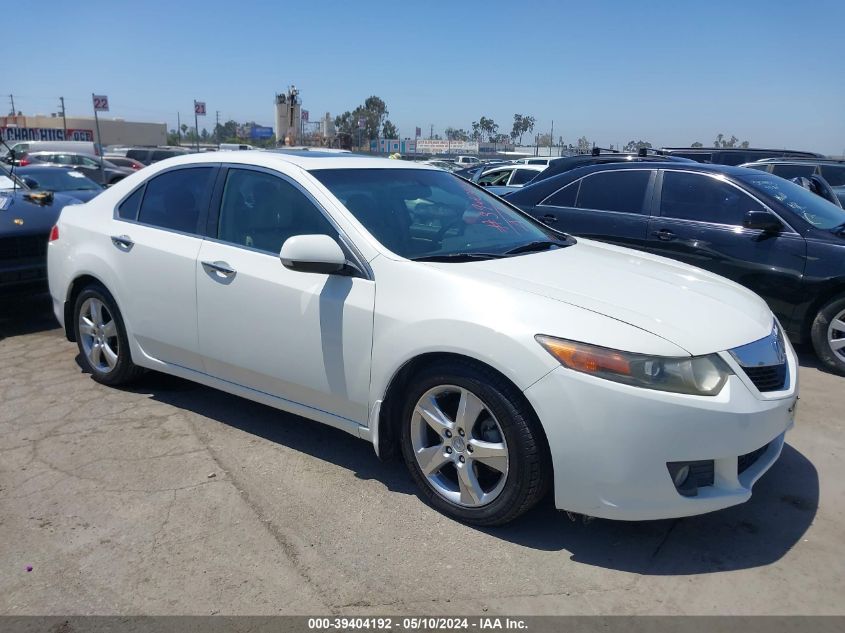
280 234 348 275
743 210 782 232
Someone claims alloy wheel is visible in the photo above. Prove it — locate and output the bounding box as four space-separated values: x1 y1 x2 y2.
78 297 119 374
828 308 845 363
410 385 509 508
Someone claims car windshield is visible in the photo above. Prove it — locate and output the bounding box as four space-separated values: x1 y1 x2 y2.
739 171 845 230
312 168 565 259
22 169 101 191
0 165 27 191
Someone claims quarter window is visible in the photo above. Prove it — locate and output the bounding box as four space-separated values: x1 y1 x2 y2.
576 170 651 214
136 167 214 233
217 169 336 254
771 164 816 180
543 182 579 207
117 186 144 220
660 171 763 226
819 165 845 187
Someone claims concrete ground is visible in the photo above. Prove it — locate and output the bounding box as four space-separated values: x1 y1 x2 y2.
1 294 843 616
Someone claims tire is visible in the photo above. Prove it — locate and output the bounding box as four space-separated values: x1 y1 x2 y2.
399 361 551 526
811 295 845 375
73 285 144 386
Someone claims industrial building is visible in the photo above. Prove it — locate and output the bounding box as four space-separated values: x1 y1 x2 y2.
1 114 166 147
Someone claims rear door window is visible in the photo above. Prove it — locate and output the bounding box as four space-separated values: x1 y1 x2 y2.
508 169 539 186
576 170 651 214
136 167 215 234
117 186 144 220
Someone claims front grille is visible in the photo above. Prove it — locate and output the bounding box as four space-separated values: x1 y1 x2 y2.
738 443 770 475
0 234 48 261
743 364 787 392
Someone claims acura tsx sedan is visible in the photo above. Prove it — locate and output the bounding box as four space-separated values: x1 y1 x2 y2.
47 150 798 525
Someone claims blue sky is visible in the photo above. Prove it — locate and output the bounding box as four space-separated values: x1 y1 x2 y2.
5 0 844 154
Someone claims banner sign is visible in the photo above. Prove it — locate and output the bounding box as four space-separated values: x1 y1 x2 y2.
415 139 478 154
1 127 95 142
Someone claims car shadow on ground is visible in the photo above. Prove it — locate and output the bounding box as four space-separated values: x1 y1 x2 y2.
119 369 818 577
0 292 59 341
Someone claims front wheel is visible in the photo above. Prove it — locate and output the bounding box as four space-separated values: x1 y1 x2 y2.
74 285 144 385
811 296 845 375
400 362 551 526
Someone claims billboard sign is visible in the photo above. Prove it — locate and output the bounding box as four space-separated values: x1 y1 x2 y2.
194 101 206 116
1 127 95 142
250 125 274 140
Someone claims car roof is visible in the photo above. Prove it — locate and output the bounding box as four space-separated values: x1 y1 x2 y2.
15 165 79 173
149 149 442 172
742 158 845 166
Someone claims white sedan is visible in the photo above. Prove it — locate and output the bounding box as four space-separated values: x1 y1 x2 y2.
47 150 798 525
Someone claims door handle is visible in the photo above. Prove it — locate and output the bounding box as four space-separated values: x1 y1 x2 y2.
110 234 134 250
541 214 558 223
651 229 676 241
202 260 236 277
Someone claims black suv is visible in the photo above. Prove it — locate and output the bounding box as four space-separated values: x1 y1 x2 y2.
507 162 845 374
125 147 191 166
741 158 845 207
657 147 824 166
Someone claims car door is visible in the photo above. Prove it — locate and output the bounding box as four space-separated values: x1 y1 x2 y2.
110 165 217 371
195 165 375 426
72 154 106 184
532 169 655 249
647 169 807 324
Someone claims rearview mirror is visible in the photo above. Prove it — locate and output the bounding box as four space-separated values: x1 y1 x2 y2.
743 210 782 232
280 234 348 274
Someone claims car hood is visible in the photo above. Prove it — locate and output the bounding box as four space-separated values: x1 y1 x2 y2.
427 239 773 356
0 191 81 235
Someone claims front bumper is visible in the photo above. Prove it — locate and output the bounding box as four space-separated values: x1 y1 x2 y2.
524 348 797 520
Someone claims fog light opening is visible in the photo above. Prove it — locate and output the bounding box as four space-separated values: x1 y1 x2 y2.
667 461 699 497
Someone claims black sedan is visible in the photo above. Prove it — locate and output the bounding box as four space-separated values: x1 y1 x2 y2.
507 162 845 374
16 166 104 202
1 166 83 293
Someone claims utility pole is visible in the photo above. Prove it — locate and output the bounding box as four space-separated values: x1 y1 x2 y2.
177 112 182 146
8 94 16 116
550 120 554 157
430 124 433 140
215 110 220 148
58 97 67 137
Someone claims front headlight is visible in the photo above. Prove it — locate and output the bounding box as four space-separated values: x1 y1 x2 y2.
535 335 732 396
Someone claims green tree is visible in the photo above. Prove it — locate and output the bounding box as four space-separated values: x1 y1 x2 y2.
713 133 749 148
691 141 704 148
576 136 592 153
445 127 470 142
510 114 535 145
623 140 652 152
382 120 398 139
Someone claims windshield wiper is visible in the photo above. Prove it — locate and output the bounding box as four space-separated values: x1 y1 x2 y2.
410 252 506 262
504 240 568 255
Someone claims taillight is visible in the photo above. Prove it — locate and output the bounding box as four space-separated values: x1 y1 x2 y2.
49 225 59 241
19 157 30 166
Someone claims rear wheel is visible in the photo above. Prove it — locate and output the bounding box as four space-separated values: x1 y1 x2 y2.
400 361 550 526
811 295 845 375
74 285 144 385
